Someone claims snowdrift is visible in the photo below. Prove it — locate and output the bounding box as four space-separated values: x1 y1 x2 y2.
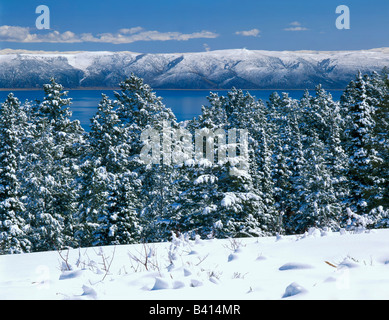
1 228 389 300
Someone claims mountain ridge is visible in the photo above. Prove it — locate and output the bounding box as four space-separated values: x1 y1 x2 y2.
0 48 388 90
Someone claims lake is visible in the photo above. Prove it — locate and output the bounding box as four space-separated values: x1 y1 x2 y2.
0 89 344 131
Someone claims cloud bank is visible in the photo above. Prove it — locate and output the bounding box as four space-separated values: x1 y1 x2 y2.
0 26 219 44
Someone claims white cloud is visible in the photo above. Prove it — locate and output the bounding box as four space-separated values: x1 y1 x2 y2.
284 26 309 31
92 29 219 44
0 26 81 43
0 25 219 44
0 25 35 42
284 21 308 31
235 28 260 37
289 21 302 26
118 27 144 35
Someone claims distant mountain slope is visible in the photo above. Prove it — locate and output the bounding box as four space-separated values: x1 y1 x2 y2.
0 48 388 89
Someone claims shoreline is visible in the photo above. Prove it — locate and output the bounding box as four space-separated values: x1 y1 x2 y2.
0 87 346 92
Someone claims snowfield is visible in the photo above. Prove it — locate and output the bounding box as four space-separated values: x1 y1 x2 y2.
1 228 389 300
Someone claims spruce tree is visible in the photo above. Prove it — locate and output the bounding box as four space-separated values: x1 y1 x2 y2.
314 88 349 218
174 97 224 238
113 74 178 242
223 89 277 236
76 94 141 246
0 94 30 254
284 111 307 233
24 79 85 251
179 90 272 239
370 71 389 211
298 87 347 230
298 131 342 231
268 93 304 233
342 72 382 215
176 156 220 238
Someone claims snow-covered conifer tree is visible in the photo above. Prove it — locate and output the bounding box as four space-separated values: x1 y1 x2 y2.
0 94 31 254
24 79 85 251
76 94 141 246
341 72 383 215
113 74 178 242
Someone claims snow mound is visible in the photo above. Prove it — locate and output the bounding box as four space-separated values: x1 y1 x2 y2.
282 282 307 298
279 262 314 271
59 269 84 280
151 277 170 290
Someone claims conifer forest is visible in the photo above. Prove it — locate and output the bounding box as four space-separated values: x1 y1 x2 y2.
0 70 388 254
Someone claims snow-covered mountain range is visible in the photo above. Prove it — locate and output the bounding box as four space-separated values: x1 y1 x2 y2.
0 48 388 89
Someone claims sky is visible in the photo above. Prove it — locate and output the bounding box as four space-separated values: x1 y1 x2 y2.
0 0 388 53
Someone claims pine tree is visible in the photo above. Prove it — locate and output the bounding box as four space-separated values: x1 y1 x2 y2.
174 97 224 238
267 93 305 233
370 71 389 211
298 87 347 230
104 170 141 245
267 93 290 218
298 131 342 231
0 94 31 254
140 157 180 242
257 126 281 234
315 88 349 218
223 89 278 236
24 79 85 251
178 89 273 239
342 72 383 215
175 156 220 238
76 94 139 246
113 74 178 242
284 111 307 233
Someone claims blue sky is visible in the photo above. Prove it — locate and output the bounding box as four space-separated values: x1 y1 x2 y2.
0 0 388 52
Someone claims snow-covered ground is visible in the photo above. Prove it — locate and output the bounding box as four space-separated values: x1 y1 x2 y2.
1 228 389 300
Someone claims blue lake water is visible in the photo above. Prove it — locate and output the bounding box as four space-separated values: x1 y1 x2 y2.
0 89 344 131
